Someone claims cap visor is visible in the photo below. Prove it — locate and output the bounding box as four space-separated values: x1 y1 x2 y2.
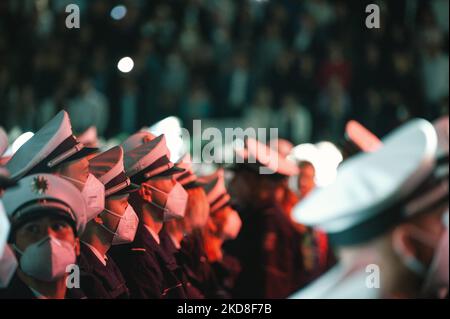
184 180 202 189
153 165 185 178
62 147 100 165
112 182 141 196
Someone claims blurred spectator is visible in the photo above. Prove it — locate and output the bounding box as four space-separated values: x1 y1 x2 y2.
420 27 449 117
0 0 447 141
243 87 273 131
305 0 334 29
297 161 316 200
67 77 109 135
275 94 312 145
119 78 138 135
293 13 317 53
225 52 252 115
317 76 351 141
181 82 212 131
317 42 351 90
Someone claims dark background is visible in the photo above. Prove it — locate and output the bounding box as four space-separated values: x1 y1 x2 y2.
0 0 448 144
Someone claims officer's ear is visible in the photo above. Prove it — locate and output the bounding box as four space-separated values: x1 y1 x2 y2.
392 224 417 260
74 237 81 256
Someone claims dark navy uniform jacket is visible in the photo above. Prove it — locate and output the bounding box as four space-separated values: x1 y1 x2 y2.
159 228 204 299
210 253 241 298
109 223 187 299
179 230 229 298
78 242 130 299
0 273 86 299
225 203 304 298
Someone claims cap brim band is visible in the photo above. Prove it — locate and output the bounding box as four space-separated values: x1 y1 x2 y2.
0 176 17 189
61 147 99 165
110 182 141 197
146 164 185 179
183 180 202 190
9 203 78 240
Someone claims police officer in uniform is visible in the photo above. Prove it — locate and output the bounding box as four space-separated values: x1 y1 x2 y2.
78 146 140 299
290 118 449 298
110 134 189 299
161 154 210 298
199 168 242 298
1 174 88 299
6 111 98 182
225 138 303 298
5 111 105 223
0 167 18 289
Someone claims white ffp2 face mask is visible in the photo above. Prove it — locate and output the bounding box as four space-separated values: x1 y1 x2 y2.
100 205 139 245
0 245 18 288
14 235 76 282
148 183 188 221
62 173 105 221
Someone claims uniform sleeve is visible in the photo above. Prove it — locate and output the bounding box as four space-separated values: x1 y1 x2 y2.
125 253 164 299
79 272 110 299
262 211 298 298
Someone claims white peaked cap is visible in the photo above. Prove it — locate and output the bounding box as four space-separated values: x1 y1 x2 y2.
3 173 88 235
293 119 438 244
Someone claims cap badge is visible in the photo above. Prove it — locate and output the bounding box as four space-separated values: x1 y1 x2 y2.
31 176 49 195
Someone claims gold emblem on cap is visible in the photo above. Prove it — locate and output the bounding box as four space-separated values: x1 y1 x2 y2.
31 176 49 195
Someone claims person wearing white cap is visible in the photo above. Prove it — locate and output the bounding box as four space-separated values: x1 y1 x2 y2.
0 163 18 290
199 168 242 298
225 138 304 298
421 115 449 299
160 153 210 298
109 135 189 299
121 130 155 153
290 118 449 299
5 111 105 221
78 146 140 299
0 174 87 299
1 182 18 290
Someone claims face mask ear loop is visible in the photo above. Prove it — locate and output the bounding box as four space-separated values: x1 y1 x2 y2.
12 244 23 256
147 200 168 214
98 208 123 236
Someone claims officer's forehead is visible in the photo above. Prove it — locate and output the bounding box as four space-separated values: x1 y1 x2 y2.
19 213 72 228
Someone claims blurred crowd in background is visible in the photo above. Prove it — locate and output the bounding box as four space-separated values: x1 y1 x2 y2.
0 0 448 144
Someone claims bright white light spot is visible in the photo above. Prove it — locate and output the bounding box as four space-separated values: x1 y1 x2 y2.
111 5 127 20
149 117 185 162
117 57 134 73
290 142 343 187
12 132 34 154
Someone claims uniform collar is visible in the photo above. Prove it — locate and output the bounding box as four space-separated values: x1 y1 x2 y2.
81 241 108 266
144 224 160 245
168 233 181 250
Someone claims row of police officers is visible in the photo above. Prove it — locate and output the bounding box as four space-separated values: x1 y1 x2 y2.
0 110 448 299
